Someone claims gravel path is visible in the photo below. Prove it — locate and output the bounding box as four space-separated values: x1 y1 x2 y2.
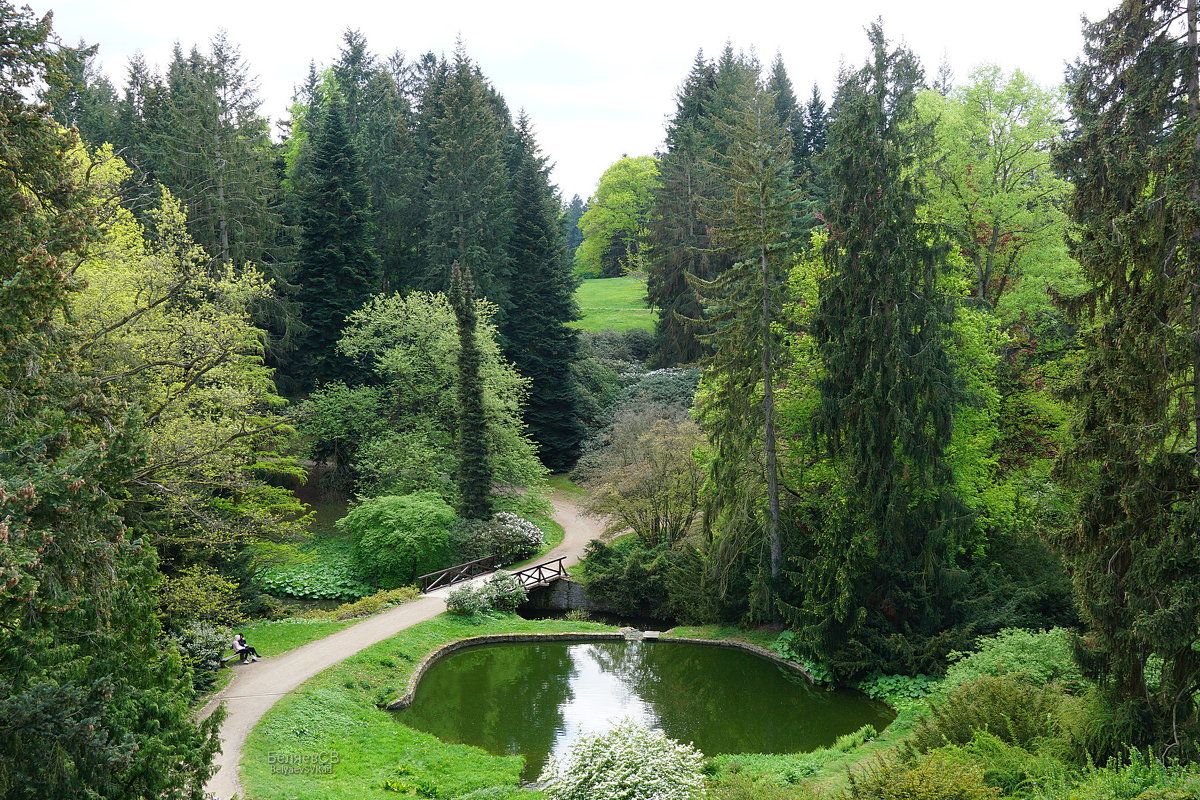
201 492 602 800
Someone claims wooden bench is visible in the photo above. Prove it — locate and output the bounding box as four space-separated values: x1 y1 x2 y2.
219 651 248 668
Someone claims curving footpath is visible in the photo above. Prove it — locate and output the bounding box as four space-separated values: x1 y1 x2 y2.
200 492 603 800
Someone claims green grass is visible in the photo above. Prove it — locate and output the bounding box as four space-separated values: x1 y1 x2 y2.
237 618 357 659
242 615 617 800
544 473 584 496
571 276 655 332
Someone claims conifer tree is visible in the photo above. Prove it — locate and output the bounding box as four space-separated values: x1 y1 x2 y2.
292 91 380 386
646 52 718 366
1053 0 1200 755
791 24 970 676
505 115 585 470
449 263 494 519
693 79 797 607
423 48 513 311
562 194 587 259
0 5 219 794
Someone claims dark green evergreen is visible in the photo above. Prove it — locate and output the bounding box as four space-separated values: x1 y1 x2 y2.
292 92 380 387
449 263 494 520
0 5 220 794
789 24 970 676
646 52 718 366
1053 0 1200 757
561 194 587 260
422 48 513 311
40 39 120 146
504 114 585 471
692 78 797 615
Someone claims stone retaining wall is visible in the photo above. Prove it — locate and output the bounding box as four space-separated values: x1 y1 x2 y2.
384 631 813 710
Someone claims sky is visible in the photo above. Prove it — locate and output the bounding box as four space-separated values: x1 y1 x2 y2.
35 0 1117 202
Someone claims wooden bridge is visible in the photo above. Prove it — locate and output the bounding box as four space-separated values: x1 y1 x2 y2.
417 555 568 593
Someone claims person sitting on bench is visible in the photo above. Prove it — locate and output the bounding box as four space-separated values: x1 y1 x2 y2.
232 633 260 663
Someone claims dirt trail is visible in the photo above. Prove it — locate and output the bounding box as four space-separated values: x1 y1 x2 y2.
201 492 602 800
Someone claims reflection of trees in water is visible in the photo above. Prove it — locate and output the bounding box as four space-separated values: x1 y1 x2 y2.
403 643 576 761
584 642 891 754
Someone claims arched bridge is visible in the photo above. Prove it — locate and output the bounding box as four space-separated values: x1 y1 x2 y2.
417 556 568 593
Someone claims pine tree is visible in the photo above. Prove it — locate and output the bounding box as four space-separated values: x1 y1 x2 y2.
40 39 120 146
292 91 380 387
449 263 494 519
790 24 970 676
766 54 804 170
1053 0 1200 755
561 193 587 259
693 78 797 611
504 114 585 471
0 5 219 794
646 52 718 366
423 48 513 311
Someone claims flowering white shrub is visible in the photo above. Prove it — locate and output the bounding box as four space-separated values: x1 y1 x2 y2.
489 512 544 563
539 718 706 800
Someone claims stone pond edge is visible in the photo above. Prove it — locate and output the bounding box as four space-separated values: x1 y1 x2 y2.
384 630 815 711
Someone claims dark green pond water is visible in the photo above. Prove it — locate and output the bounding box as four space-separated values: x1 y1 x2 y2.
397 640 894 780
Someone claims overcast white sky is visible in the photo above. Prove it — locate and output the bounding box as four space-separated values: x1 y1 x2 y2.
35 0 1116 201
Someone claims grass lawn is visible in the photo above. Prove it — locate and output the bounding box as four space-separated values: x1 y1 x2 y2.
571 275 655 332
238 617 357 659
242 615 616 800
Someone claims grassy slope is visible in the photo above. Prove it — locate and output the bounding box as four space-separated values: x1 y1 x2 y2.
570 275 655 332
242 615 616 800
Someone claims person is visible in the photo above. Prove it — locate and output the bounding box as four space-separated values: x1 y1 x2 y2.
232 633 260 663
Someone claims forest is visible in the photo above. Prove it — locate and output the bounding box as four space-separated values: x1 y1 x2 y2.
1 0 1199 798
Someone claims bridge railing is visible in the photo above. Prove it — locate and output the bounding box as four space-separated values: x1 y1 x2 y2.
511 557 567 589
417 554 501 592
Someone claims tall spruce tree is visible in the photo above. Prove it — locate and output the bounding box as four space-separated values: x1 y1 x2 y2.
504 114 585 470
449 263 494 519
646 52 718 366
0 5 219 794
693 78 797 611
790 24 970 676
423 48 513 311
292 91 380 387
562 194 587 260
1053 0 1200 755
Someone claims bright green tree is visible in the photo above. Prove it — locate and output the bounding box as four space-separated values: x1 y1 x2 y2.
576 155 659 278
0 5 219 794
1053 0 1200 756
791 24 971 676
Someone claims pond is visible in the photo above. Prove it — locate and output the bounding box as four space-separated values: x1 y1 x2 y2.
397 639 894 780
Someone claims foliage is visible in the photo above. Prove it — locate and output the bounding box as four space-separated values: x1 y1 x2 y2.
336 290 546 497
908 674 1068 754
0 5 219 794
446 572 528 616
340 493 456 589
303 586 420 621
940 628 1086 696
450 512 545 565
539 717 706 800
576 156 659 278
846 750 1001 800
254 538 374 600
856 674 938 705
703 774 819 800
579 538 673 618
157 564 246 628
450 263 495 519
172 621 231 692
788 24 971 677
1052 0 1200 757
296 383 389 483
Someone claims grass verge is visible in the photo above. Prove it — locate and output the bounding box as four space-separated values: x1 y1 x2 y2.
571 276 654 332
242 614 616 800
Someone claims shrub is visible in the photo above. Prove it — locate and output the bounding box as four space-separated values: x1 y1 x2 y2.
172 622 230 693
847 751 1001 800
157 564 245 628
446 584 490 616
909 674 1066 754
450 512 544 565
303 587 420 621
942 628 1086 695
481 571 527 613
339 493 456 588
579 538 672 617
540 718 706 800
833 724 878 753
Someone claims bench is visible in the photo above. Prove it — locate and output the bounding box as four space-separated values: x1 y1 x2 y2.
219 651 249 668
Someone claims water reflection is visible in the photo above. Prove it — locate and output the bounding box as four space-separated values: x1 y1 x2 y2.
397 640 894 780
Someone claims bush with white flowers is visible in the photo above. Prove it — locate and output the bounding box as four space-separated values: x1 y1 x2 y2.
539 718 706 800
